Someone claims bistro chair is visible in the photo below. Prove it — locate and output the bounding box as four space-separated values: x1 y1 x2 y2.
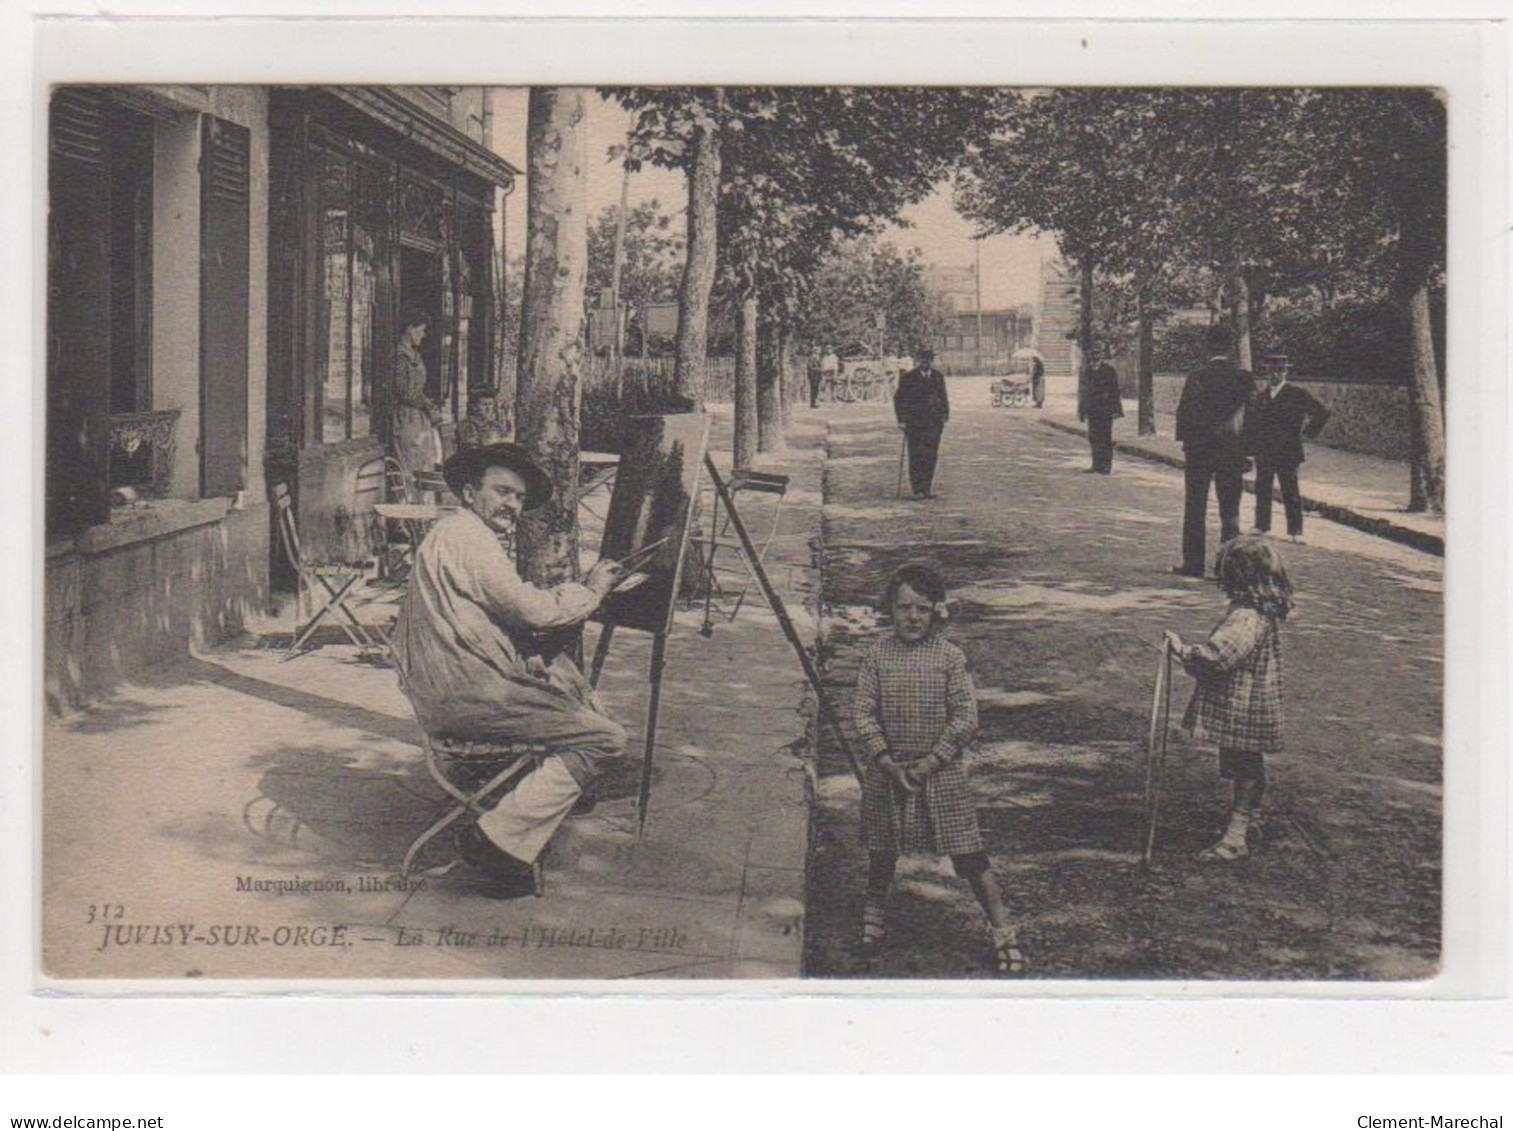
271 479 404 660
687 468 790 632
412 467 452 503
383 455 411 502
575 450 621 531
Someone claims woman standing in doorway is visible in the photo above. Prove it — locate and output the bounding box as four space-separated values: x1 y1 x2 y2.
393 308 444 488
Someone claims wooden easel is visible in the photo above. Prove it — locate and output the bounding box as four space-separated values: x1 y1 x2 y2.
588 452 861 832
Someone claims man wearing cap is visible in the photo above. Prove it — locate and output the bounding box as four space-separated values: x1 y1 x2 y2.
391 442 626 898
1246 354 1331 544
1173 324 1255 578
894 347 950 499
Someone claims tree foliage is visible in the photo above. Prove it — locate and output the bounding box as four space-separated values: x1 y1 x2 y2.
601 88 728 405
957 86 1446 505
586 198 685 315
605 86 996 459
791 237 956 358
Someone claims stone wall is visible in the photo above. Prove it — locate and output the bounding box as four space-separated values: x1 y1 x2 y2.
45 502 270 713
1152 374 1413 461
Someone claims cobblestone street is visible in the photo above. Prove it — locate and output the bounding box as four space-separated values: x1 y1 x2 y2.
806 379 1443 980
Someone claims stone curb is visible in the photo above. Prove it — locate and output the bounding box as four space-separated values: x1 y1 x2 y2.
1039 418 1444 558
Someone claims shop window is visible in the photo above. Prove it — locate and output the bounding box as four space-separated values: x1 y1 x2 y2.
455 200 494 418
317 149 351 443
315 147 391 443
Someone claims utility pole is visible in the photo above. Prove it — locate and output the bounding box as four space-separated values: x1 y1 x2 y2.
608 137 633 371
974 236 984 374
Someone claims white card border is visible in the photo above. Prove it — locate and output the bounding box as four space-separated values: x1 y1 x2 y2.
2 2 1507 1072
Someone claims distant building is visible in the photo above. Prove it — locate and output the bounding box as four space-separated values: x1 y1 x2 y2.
1035 256 1080 377
925 263 977 313
928 308 1034 375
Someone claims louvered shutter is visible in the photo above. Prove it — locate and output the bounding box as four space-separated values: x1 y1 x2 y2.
199 115 251 497
47 88 112 537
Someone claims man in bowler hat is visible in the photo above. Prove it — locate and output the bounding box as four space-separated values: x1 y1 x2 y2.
1079 355 1125 473
894 347 950 499
1246 354 1331 543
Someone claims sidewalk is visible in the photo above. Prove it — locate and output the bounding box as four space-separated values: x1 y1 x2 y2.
1036 391 1444 556
805 395 1442 980
42 407 825 982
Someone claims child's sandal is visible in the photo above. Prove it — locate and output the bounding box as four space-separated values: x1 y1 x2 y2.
990 926 1027 976
859 902 887 954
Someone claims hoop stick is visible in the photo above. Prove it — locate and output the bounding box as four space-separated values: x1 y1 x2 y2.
1142 642 1174 867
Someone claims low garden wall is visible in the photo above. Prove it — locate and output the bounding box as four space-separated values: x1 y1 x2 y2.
1150 373 1413 461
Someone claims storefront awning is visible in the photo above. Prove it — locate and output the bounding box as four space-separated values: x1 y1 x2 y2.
328 86 520 190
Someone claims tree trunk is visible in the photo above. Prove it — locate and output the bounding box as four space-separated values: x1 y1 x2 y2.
1216 91 1252 371
757 306 786 454
734 291 759 469
778 327 793 431
1227 264 1252 371
674 108 722 408
1136 281 1156 437
516 87 589 587
1386 97 1448 516
1402 280 1446 514
1076 256 1094 419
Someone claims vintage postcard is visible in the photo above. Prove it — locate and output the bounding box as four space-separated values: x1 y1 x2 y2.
27 18 1497 1000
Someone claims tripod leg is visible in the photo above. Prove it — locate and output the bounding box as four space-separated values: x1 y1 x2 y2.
636 632 668 833
705 455 863 784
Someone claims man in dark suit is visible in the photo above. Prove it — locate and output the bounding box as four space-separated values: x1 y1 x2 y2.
893 347 950 499
1173 325 1255 578
1079 356 1124 473
1247 354 1331 543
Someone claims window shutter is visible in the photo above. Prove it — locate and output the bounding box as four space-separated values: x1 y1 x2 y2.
47 88 112 537
199 114 251 498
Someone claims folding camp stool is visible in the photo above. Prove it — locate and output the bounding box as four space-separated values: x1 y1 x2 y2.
401 737 551 896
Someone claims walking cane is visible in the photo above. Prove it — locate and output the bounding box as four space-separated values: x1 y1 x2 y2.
896 432 908 499
1142 640 1174 867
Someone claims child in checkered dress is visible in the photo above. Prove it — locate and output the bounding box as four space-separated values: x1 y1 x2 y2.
1164 535 1294 862
852 564 1024 974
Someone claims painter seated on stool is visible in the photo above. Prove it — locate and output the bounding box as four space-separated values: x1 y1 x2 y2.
390 441 627 899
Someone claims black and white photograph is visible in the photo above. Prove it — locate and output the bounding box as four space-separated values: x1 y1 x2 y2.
34 72 1466 987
